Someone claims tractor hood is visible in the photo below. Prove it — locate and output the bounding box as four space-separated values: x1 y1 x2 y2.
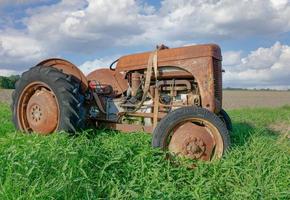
116 44 222 72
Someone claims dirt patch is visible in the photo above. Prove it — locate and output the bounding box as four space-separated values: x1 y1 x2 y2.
223 90 290 110
269 122 290 139
0 89 13 104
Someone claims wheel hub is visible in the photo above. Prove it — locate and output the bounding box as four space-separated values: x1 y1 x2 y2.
30 104 42 122
184 137 206 159
26 88 58 134
168 121 216 161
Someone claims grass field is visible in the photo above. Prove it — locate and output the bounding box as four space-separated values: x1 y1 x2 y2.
0 103 289 199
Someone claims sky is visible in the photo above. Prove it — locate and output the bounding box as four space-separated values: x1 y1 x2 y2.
0 0 290 89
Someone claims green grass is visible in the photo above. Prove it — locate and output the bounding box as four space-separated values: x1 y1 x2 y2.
0 103 289 199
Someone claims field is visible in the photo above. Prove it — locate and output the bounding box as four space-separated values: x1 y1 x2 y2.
0 89 12 105
223 90 290 110
0 91 290 199
0 104 289 199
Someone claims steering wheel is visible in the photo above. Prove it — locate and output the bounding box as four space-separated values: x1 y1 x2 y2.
109 59 119 71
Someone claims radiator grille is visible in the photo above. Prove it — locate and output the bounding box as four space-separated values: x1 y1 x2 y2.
213 59 222 104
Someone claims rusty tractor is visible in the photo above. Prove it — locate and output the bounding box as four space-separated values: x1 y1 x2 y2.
12 44 232 161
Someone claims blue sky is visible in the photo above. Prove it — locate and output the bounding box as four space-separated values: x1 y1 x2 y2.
1 0 290 89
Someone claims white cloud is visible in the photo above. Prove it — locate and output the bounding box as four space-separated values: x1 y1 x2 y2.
131 0 290 43
0 69 19 76
15 0 290 52
224 42 290 89
223 51 242 66
270 0 289 9
0 31 46 71
79 55 120 75
24 0 144 53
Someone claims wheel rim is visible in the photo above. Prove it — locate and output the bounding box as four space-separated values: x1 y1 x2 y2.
167 118 224 161
17 81 60 135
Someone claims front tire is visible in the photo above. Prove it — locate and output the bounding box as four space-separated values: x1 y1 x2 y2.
12 66 85 134
152 107 230 161
218 109 233 131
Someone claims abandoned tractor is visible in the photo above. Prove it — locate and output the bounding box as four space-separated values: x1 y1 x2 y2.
12 44 232 161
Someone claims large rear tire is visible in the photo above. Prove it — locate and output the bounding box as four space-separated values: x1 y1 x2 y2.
12 66 85 134
152 107 230 161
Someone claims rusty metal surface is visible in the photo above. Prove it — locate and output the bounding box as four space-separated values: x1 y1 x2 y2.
87 69 128 96
131 72 141 96
153 87 159 128
116 44 221 71
168 122 214 160
157 80 191 90
176 57 217 112
17 82 60 134
137 57 216 112
157 71 192 79
102 122 153 133
26 89 58 134
36 58 88 91
125 112 166 119
168 119 224 161
116 44 222 113
213 58 222 109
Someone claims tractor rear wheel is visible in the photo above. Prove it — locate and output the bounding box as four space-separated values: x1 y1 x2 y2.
12 66 85 134
152 107 230 161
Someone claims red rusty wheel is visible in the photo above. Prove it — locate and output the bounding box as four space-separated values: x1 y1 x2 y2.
17 82 60 135
168 119 223 160
152 107 230 161
12 66 85 134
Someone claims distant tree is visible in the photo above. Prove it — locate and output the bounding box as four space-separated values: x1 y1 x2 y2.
0 75 20 89
223 87 248 91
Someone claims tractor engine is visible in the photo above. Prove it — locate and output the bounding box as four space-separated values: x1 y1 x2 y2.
88 67 201 127
118 68 200 126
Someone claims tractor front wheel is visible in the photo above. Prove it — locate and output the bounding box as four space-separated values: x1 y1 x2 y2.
218 109 233 131
12 66 85 134
152 107 230 161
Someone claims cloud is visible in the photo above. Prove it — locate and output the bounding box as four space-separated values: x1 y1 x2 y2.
79 55 120 75
223 42 290 89
24 0 144 53
123 0 290 45
4 0 290 54
0 31 47 72
0 69 19 76
223 51 242 66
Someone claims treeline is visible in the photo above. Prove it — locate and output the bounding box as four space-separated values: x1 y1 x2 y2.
0 75 20 89
224 87 290 91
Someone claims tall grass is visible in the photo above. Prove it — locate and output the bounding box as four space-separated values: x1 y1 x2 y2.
0 103 289 199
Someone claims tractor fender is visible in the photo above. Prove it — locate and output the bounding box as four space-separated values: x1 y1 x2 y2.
35 58 88 91
87 68 128 96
